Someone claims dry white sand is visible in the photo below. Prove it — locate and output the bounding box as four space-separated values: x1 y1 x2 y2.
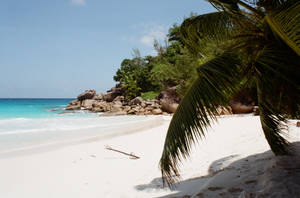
0 115 299 198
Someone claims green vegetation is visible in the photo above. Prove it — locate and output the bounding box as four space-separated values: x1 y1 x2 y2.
159 0 300 185
113 50 156 99
141 91 160 100
114 24 208 99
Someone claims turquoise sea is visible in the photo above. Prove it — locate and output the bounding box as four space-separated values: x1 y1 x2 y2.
0 98 88 119
0 98 153 155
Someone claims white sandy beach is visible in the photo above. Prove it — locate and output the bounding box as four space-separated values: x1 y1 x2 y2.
0 115 299 198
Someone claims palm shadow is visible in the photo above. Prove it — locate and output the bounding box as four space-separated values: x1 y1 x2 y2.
135 142 300 198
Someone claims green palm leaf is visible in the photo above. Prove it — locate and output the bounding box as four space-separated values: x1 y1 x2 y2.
206 0 239 12
207 0 264 17
265 0 300 56
180 12 234 56
255 45 300 113
159 52 243 186
255 46 300 85
256 76 290 154
258 88 289 155
254 44 300 154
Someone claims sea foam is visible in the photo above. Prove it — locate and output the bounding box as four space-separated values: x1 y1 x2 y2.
0 115 161 154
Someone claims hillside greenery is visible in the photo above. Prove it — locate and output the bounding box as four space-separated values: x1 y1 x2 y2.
113 24 210 99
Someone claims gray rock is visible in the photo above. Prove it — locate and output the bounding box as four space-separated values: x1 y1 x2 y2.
253 106 259 116
69 100 80 106
77 90 96 101
216 106 232 115
145 101 154 105
93 101 105 107
152 108 163 115
161 100 178 113
151 104 160 108
103 86 124 102
113 100 123 106
145 99 159 105
98 102 112 112
129 97 143 106
93 93 104 100
230 89 254 109
65 105 81 110
91 107 104 112
145 106 154 111
133 106 141 111
91 101 112 112
162 112 170 116
145 111 152 115
113 96 125 102
123 106 131 112
107 86 123 94
127 109 136 114
103 92 120 102
82 99 96 110
141 102 146 108
157 86 181 104
136 112 145 116
229 102 254 114
112 104 122 112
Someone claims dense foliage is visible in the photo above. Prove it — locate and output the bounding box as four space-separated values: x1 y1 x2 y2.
113 54 156 99
113 24 205 99
159 0 300 186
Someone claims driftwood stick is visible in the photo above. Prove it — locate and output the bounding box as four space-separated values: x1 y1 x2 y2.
105 145 140 159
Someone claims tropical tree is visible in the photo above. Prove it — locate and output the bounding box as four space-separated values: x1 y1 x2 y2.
150 25 203 96
113 50 158 99
159 0 300 185
114 25 203 99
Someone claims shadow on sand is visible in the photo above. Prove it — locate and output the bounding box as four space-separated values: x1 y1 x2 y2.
135 142 300 198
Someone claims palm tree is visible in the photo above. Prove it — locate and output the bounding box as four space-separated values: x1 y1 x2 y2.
159 0 300 185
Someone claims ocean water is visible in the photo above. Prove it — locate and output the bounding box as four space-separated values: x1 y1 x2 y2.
0 98 87 119
0 99 154 155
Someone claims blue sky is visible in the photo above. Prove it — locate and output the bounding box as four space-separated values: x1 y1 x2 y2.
0 0 215 98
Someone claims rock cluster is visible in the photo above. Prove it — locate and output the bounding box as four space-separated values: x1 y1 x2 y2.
65 86 179 116
229 89 255 114
66 85 258 116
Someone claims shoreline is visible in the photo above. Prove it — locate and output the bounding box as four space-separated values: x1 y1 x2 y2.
0 115 168 158
0 115 299 197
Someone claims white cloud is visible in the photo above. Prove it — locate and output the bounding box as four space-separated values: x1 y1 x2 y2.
139 24 167 47
71 0 86 6
140 36 153 47
121 23 168 55
122 23 168 47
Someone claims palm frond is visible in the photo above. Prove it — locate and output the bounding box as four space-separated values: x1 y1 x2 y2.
254 46 300 88
254 44 300 154
207 0 264 17
207 0 239 12
159 52 243 186
180 12 235 56
257 83 289 155
257 0 292 10
265 0 300 56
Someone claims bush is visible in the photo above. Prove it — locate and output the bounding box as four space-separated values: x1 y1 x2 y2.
141 91 159 100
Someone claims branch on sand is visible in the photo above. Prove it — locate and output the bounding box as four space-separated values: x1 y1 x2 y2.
105 145 140 159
